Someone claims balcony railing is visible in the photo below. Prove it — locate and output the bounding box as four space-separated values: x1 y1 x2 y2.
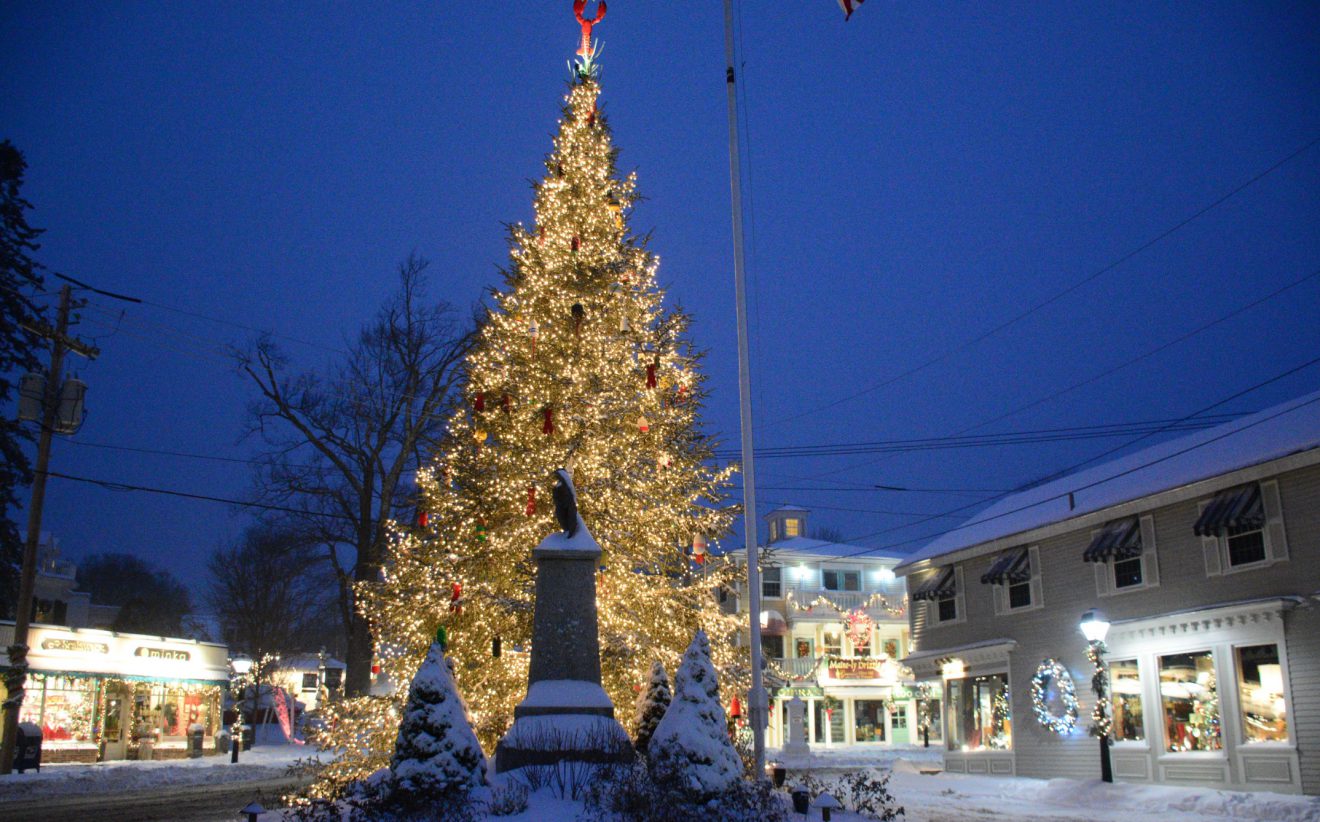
764 583 907 619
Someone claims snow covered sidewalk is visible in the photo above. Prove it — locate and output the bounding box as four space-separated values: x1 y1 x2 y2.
0 743 320 804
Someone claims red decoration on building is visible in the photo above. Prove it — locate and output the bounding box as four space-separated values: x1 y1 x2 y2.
525 485 536 516
474 391 485 413
543 406 555 435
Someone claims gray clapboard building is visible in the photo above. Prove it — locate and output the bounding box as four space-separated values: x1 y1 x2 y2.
895 391 1320 794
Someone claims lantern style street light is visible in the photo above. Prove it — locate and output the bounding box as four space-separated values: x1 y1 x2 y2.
230 655 254 763
1079 609 1113 783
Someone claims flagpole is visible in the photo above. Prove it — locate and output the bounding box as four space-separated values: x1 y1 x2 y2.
722 0 768 778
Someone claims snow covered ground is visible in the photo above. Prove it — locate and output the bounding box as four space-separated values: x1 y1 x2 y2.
0 743 317 803
3 744 1317 821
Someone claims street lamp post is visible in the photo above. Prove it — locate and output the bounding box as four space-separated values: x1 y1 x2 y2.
230 655 253 764
1080 609 1113 783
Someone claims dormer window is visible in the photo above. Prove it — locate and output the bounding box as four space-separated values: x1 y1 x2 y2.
783 517 802 538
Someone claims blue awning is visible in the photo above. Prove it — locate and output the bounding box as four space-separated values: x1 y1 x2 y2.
1194 483 1263 537
980 547 1030 584
911 567 955 601
1084 517 1141 563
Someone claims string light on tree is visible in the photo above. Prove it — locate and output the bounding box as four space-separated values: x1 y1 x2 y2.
302 10 741 800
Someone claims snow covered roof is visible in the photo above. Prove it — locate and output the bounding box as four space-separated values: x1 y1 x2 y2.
897 390 1320 572
763 536 908 562
765 504 810 515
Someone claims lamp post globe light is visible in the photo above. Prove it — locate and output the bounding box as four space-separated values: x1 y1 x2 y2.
229 655 254 763
1079 609 1114 783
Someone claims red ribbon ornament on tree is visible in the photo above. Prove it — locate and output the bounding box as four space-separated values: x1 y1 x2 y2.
543 406 555 436
525 486 536 516
646 363 657 389
502 392 512 414
474 391 484 413
450 582 463 614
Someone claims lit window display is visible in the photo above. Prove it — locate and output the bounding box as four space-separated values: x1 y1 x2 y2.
1160 651 1221 752
822 629 842 657
18 674 97 744
1236 644 1288 744
854 699 887 742
946 674 1011 751
1110 659 1144 742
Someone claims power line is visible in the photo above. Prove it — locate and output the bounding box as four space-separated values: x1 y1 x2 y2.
804 262 1320 480
770 133 1320 426
714 415 1237 460
833 354 1320 558
42 469 358 523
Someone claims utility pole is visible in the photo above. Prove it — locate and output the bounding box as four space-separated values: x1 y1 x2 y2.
1 284 98 775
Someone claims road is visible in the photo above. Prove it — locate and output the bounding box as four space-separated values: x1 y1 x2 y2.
0 774 311 822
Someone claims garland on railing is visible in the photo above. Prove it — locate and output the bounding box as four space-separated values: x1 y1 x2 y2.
1087 642 1112 739
784 589 906 619
1031 658 1079 735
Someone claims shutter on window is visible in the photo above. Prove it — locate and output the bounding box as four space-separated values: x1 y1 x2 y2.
1028 545 1044 607
954 566 966 623
1139 515 1160 587
1092 529 1111 596
1199 501 1222 576
1261 479 1289 562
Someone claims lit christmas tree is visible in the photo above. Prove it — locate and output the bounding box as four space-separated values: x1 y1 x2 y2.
306 29 744 799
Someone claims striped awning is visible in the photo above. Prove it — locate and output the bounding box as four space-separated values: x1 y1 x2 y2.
911 567 956 601
980 547 1030 585
1084 517 1141 563
1194 483 1263 537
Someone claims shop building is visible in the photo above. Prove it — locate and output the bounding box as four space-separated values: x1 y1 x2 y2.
271 653 346 712
896 392 1320 794
729 507 934 750
0 622 230 763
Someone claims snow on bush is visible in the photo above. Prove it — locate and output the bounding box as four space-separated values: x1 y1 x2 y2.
645 630 742 796
388 642 487 802
631 660 671 756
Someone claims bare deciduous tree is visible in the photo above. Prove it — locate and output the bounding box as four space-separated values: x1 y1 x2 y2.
233 257 472 695
206 525 335 680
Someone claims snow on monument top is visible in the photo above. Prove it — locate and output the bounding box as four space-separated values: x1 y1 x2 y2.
538 467 597 553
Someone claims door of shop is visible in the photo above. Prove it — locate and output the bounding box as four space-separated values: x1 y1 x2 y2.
101 687 131 760
889 704 910 745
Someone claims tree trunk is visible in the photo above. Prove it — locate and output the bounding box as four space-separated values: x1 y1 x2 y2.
345 605 374 697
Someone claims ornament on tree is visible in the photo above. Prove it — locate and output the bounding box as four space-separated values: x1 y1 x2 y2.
572 302 585 336
620 313 631 334
502 392 513 414
537 226 546 246
571 236 581 253
675 384 689 405
492 636 502 658
638 414 650 433
693 533 708 565
542 406 555 436
657 451 672 469
646 362 657 389
528 320 539 355
418 511 429 528
525 485 536 516
450 582 463 615
474 391 485 413
474 520 487 543
474 427 488 446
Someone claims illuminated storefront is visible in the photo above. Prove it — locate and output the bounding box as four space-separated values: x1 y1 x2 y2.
0 622 229 763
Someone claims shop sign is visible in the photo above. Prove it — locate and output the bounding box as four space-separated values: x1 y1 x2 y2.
826 655 883 680
42 638 109 654
135 646 191 661
777 686 824 699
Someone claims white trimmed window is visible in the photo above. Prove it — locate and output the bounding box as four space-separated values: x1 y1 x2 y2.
1090 515 1161 597
1198 480 1289 576
985 546 1043 615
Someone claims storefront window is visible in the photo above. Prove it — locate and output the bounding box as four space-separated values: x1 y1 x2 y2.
761 634 785 660
813 698 844 743
1110 659 1144 742
822 630 842 657
919 690 943 743
1236 644 1287 744
18 674 97 743
1160 651 1221 752
854 699 886 742
946 674 1011 751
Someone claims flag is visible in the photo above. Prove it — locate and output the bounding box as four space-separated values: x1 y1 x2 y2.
838 0 864 20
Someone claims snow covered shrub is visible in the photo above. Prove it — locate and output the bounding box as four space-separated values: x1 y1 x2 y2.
800 768 905 821
387 643 487 805
485 779 530 816
582 761 790 822
646 630 742 797
632 660 671 755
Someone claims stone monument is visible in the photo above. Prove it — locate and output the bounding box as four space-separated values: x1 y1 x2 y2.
494 469 632 771
781 696 810 758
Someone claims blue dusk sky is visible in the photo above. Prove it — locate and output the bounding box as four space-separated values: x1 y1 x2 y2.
2 2 1319 597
